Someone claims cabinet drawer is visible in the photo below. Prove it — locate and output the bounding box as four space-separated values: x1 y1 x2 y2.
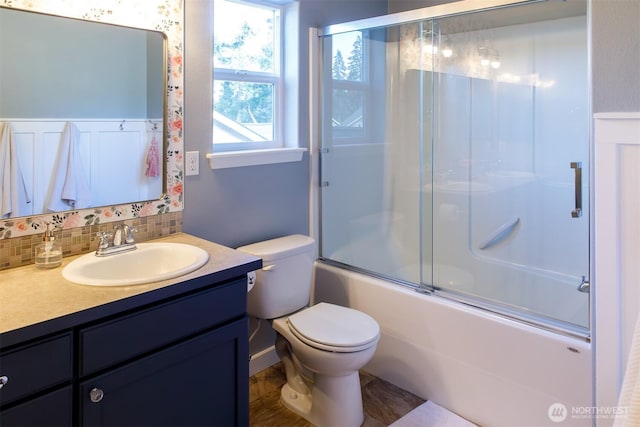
0 386 72 427
80 278 246 376
0 333 72 407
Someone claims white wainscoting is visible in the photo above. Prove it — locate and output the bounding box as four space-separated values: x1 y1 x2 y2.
594 112 640 425
6 118 162 216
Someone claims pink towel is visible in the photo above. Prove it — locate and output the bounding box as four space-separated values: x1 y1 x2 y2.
145 136 160 177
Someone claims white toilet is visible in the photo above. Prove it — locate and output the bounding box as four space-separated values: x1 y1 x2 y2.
237 235 380 427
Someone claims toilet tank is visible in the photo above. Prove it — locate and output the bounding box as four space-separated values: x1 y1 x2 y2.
237 235 315 319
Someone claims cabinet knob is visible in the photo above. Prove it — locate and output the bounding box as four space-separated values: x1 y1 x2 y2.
89 387 104 403
0 376 8 390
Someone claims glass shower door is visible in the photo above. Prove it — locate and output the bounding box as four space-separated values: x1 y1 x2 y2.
318 0 590 334
426 1 590 331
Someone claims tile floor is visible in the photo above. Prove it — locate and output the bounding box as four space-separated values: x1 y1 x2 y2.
249 362 426 426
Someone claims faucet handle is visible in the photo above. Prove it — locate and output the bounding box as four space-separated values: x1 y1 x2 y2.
95 232 110 249
123 225 137 244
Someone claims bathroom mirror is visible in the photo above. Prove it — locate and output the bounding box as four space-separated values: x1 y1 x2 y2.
0 6 167 218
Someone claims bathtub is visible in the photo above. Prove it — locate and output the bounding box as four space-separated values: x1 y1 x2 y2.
312 261 593 427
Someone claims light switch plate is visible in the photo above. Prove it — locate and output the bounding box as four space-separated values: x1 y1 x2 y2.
185 151 199 176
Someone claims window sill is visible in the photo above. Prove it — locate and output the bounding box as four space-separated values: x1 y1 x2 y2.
206 147 307 169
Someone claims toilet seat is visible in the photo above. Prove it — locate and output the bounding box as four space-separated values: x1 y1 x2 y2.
287 302 380 353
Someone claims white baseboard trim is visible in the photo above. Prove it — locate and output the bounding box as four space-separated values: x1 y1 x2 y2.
249 345 279 377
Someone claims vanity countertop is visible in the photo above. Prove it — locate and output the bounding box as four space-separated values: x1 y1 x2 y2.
0 233 261 347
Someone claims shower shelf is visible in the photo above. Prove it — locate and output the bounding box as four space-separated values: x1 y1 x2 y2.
478 217 520 250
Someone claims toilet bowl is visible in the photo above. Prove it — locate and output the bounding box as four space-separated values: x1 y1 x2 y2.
273 303 379 426
237 235 380 427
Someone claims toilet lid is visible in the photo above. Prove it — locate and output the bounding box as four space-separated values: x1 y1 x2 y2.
287 303 380 352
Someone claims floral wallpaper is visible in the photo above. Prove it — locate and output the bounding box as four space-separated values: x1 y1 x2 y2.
0 0 184 239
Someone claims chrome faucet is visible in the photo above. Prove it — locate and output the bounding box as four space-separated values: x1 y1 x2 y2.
95 224 137 256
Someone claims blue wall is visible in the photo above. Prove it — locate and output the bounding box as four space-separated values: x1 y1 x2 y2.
0 8 160 118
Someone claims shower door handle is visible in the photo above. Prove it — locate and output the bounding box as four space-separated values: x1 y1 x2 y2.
571 162 582 218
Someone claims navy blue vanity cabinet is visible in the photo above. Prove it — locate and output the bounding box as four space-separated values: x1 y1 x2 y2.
78 277 249 427
0 333 73 427
0 274 252 427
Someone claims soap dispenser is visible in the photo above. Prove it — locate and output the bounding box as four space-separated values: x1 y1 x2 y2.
35 221 62 269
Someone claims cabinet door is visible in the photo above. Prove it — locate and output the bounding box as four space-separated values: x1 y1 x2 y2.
80 318 249 427
0 386 72 427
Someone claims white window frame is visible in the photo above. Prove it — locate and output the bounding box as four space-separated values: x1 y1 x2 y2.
212 0 283 152
208 0 306 169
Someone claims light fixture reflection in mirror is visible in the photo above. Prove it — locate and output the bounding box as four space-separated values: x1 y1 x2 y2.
0 6 168 219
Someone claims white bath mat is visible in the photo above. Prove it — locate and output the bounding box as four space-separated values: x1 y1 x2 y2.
389 401 477 427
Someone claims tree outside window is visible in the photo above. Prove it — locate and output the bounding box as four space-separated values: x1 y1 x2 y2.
331 31 365 134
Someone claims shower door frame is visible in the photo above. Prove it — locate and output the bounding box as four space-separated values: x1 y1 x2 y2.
319 0 544 37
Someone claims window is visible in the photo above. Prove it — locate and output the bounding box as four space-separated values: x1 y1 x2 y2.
328 30 372 141
213 0 282 151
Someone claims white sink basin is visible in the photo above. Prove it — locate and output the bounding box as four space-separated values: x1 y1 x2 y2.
62 242 210 286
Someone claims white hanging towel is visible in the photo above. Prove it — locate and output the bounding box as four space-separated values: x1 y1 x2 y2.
615 313 640 426
46 122 91 212
0 122 31 218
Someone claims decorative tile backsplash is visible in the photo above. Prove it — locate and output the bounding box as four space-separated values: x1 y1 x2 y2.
0 212 182 270
0 0 185 268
